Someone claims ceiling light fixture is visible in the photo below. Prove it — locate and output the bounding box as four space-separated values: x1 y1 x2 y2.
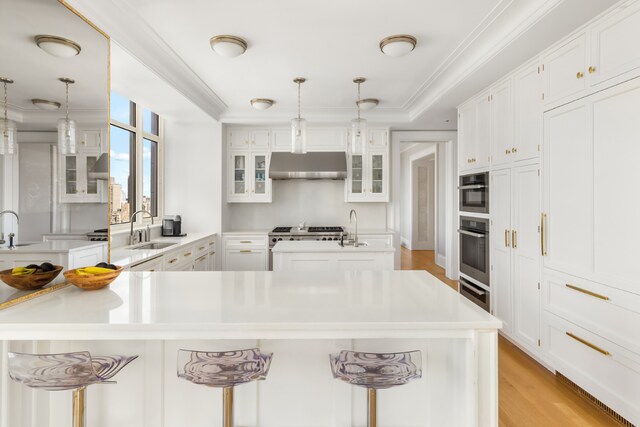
291 77 307 154
209 35 247 58
357 98 379 111
351 77 367 155
250 98 274 110
32 99 61 110
35 35 81 58
57 78 77 155
379 34 417 57
0 78 17 156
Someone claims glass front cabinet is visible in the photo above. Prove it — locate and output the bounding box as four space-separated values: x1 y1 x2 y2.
228 151 272 203
346 149 389 202
59 129 107 203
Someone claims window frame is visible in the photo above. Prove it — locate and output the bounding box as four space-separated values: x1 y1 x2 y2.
110 97 163 232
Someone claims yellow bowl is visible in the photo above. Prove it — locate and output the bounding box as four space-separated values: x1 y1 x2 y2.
63 266 123 291
0 266 63 291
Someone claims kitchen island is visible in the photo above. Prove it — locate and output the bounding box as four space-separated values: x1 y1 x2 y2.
0 270 500 427
272 240 395 271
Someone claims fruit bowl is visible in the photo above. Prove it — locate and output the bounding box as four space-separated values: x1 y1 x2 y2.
63 266 123 291
0 265 63 291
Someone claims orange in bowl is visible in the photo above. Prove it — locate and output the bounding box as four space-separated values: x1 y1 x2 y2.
0 266 63 291
64 266 123 291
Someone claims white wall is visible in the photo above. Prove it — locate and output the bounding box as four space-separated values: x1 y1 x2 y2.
164 120 222 235
436 145 446 265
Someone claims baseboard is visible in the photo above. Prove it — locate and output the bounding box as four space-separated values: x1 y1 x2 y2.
400 237 411 249
436 253 445 268
499 331 554 373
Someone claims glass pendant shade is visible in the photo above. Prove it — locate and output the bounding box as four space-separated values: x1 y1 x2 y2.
57 118 77 155
291 117 307 154
350 118 367 155
0 118 17 155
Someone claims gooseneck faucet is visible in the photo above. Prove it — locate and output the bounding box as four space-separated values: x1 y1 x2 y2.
129 210 154 245
349 209 358 247
0 210 19 249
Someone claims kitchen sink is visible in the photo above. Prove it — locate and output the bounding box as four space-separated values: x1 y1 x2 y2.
133 242 177 250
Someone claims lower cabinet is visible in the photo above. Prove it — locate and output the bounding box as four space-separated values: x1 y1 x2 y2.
127 256 163 272
121 235 217 272
273 251 393 272
222 233 268 271
193 254 208 271
69 244 108 269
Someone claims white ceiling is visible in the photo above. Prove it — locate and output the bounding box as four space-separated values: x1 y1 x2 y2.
66 0 619 128
0 0 108 128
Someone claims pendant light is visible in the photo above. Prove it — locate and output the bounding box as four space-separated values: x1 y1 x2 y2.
351 77 367 155
291 77 307 154
57 78 77 155
0 78 17 156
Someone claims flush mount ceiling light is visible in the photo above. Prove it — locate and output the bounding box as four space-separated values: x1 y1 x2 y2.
357 98 379 111
379 34 417 57
291 77 307 154
0 77 17 156
209 35 247 58
35 35 81 58
250 98 274 110
57 78 77 155
32 99 61 110
351 77 367 155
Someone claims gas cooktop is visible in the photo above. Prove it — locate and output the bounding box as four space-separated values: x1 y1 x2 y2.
270 226 344 234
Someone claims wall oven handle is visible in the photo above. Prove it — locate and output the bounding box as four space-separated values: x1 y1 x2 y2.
457 184 487 190
458 229 486 238
460 281 486 296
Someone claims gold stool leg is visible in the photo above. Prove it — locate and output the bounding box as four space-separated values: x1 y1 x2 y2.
223 386 234 427
367 388 377 427
72 386 86 427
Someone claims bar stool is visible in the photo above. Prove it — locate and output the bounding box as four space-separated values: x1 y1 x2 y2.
7 351 138 427
177 347 273 427
330 350 422 427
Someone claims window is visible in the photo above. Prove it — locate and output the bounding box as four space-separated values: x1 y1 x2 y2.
110 91 162 225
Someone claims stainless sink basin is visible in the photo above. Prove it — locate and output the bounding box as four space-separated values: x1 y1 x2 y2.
133 242 176 250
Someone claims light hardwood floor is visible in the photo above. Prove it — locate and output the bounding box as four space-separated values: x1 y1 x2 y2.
400 247 622 427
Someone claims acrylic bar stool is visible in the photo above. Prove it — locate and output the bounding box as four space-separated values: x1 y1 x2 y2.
7 351 138 427
330 350 422 427
177 348 273 427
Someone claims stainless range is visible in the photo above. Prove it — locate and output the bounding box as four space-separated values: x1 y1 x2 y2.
268 226 347 270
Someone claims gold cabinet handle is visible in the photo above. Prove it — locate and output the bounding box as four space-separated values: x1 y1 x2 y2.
240 250 252 253
565 284 609 301
566 332 610 356
576 71 584 79
505 149 511 155
198 246 206 251
512 147 518 153
168 258 178 264
512 230 517 248
588 66 596 74
541 213 547 256
184 252 192 257
209 242 215 246
504 229 510 247
240 240 252 244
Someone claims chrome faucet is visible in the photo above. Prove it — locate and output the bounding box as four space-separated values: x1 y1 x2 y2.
349 209 359 247
0 210 19 248
129 210 154 245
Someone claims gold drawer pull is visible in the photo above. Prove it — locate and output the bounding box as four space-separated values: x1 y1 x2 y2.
184 252 192 257
240 240 252 243
504 229 510 248
565 284 609 301
209 242 215 246
512 230 517 249
566 332 611 356
240 250 252 253
576 71 584 79
505 149 511 155
588 66 596 74
168 258 178 264
541 213 547 256
198 246 206 251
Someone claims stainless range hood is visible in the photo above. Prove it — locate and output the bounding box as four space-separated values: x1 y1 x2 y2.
269 152 347 180
88 153 108 180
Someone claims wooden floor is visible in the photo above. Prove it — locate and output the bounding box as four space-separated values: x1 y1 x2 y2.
400 247 622 427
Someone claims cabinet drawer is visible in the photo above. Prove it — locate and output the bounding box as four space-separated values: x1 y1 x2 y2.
224 236 267 248
163 245 195 269
544 312 640 424
543 270 640 356
194 240 209 257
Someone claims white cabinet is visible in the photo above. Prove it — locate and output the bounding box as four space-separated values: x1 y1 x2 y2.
78 129 105 152
458 101 476 171
458 91 490 171
273 250 394 272
491 164 541 352
490 79 514 167
228 128 270 150
271 128 292 152
513 61 542 162
367 129 388 149
227 152 271 203
223 234 268 271
193 254 208 271
68 244 107 269
542 33 588 106
163 245 196 271
307 128 348 152
127 256 163 272
60 150 107 203
346 150 388 202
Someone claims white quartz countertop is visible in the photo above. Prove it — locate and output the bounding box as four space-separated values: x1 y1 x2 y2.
272 240 395 253
110 232 216 267
0 270 501 340
0 240 106 253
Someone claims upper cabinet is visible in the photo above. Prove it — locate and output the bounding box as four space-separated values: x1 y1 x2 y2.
346 128 389 203
542 33 588 107
513 61 542 162
59 128 108 203
271 127 347 152
228 151 271 203
458 90 491 172
228 128 270 151
490 78 514 167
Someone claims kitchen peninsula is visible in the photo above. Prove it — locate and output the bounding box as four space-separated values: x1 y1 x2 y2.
0 270 501 427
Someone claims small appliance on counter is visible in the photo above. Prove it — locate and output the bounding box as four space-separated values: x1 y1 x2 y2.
162 215 186 237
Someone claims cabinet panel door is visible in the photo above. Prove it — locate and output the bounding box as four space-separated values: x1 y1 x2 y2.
490 79 513 166
347 154 366 201
368 151 388 201
306 129 347 151
271 128 292 152
79 130 102 151
591 2 640 87
543 99 593 276
229 153 249 200
368 129 388 149
458 101 476 171
228 129 251 150
513 62 542 161
251 153 271 202
592 78 640 292
490 168 512 332
225 249 266 271
512 164 541 350
542 34 588 106
251 129 270 149
193 255 208 271
475 92 491 168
